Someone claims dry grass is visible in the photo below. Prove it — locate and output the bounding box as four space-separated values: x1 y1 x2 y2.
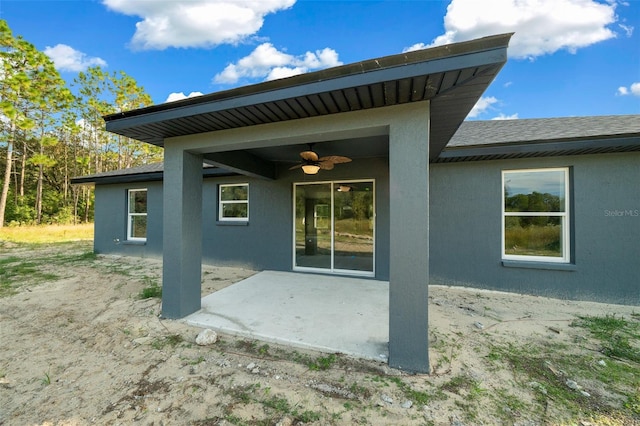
0 223 94 243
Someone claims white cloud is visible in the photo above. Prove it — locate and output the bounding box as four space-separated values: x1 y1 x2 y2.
403 43 428 53
491 113 519 120
406 0 620 59
213 43 342 84
617 86 629 95
102 0 296 50
467 96 498 118
44 44 107 72
619 23 634 37
164 92 205 103
617 82 640 96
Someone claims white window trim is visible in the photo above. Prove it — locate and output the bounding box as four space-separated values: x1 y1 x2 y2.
127 188 147 242
501 167 570 263
218 183 249 222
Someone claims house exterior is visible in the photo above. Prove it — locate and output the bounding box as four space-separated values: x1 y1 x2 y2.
71 33 640 372
76 114 640 306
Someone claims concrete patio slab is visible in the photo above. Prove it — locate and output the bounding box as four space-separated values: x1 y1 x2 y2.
185 271 390 361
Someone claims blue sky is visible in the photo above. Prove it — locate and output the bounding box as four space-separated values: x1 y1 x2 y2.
1 0 638 120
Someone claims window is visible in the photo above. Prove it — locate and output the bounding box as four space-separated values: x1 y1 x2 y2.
219 184 249 221
127 189 147 241
502 168 569 262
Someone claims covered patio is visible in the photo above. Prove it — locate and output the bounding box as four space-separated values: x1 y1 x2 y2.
185 271 390 361
103 34 512 373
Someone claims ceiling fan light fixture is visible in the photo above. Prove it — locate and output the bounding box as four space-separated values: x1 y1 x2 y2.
301 164 320 175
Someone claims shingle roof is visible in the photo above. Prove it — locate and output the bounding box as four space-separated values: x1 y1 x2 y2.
436 114 640 162
77 162 164 180
71 162 227 185
448 115 640 147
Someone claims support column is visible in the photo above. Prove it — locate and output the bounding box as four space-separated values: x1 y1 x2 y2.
161 145 203 318
388 103 430 373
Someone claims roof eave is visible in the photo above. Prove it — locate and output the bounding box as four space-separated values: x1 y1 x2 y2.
104 33 512 124
103 33 513 155
435 135 640 163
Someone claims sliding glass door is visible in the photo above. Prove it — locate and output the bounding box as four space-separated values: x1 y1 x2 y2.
294 180 374 276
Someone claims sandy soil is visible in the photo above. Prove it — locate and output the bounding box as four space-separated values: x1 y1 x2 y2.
0 241 637 425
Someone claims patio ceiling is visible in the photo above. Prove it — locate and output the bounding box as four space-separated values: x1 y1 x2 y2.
104 33 512 178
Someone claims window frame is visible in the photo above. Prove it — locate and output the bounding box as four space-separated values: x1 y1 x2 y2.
127 188 148 242
218 183 249 222
501 167 570 263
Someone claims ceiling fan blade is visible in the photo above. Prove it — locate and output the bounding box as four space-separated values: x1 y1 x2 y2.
318 155 352 164
300 151 319 161
318 161 335 170
289 163 303 170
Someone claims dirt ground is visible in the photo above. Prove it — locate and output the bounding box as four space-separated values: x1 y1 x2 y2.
0 241 638 425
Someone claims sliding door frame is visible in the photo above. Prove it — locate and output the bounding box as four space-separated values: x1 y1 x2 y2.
292 179 375 277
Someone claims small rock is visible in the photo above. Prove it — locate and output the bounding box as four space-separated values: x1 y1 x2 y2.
195 329 218 346
381 394 393 404
566 379 581 390
450 416 466 426
597 360 607 367
246 362 256 370
473 321 484 330
132 336 154 345
401 400 413 409
275 417 293 426
580 390 591 397
251 367 260 374
218 359 230 368
528 381 547 395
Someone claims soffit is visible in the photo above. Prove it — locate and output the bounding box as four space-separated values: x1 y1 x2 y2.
104 34 512 165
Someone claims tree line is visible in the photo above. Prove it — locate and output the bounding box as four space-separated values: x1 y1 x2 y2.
0 20 163 228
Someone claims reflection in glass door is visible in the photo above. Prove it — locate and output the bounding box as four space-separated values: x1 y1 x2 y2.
294 180 374 275
294 183 332 269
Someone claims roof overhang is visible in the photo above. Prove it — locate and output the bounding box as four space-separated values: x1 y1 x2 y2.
436 135 640 163
70 163 233 186
103 33 512 172
437 115 640 163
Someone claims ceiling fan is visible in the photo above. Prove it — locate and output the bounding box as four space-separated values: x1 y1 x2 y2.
289 144 352 175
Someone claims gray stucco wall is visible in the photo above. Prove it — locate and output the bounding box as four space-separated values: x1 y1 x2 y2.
93 157 390 279
94 181 163 258
93 152 638 304
429 152 639 305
